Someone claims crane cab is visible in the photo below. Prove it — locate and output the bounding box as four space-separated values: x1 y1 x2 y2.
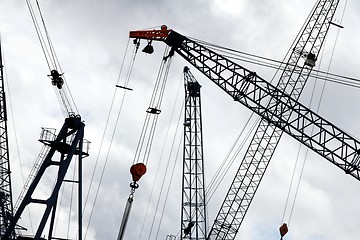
305 52 316 67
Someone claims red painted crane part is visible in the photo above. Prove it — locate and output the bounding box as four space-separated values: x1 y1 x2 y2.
130 163 147 182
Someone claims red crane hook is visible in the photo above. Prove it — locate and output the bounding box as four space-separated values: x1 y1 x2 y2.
130 163 147 182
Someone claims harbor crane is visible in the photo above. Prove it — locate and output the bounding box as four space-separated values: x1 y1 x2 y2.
1 1 90 239
128 1 360 239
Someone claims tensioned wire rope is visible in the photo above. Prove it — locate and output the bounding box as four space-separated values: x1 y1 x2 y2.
83 38 135 240
141 63 185 240
187 10 358 205
281 0 349 228
137 56 182 239
0 37 35 234
26 0 79 117
23 0 82 237
132 46 171 166
84 43 173 239
189 37 360 89
199 23 300 203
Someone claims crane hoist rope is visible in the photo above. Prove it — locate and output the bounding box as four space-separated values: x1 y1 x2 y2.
188 37 360 89
282 0 349 228
117 45 173 239
83 38 135 240
25 0 79 118
205 112 259 203
139 72 184 240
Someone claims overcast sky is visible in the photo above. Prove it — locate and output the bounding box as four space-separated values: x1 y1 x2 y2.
1 0 360 240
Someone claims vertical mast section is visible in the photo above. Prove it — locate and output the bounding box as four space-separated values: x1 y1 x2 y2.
0 40 15 239
182 67 207 239
3 117 90 239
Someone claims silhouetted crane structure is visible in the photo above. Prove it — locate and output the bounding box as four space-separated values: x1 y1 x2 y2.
182 66 207 239
0 1 90 239
0 39 16 240
129 0 360 239
208 1 340 238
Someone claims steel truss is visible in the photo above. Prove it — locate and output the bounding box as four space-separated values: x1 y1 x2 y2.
181 67 207 239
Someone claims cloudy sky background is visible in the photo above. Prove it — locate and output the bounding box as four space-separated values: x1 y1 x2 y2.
1 0 360 239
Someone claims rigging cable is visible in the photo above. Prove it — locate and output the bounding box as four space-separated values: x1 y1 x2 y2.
190 37 360 89
281 0 348 227
203 26 297 203
1 41 35 234
118 44 173 240
83 38 134 240
145 70 184 240
154 133 183 240
205 112 259 202
132 46 171 166
26 0 79 116
138 66 184 239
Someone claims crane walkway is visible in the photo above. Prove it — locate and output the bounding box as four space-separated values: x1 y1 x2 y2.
14 128 56 212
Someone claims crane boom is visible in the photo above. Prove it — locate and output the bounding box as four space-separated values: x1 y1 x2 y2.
129 19 360 236
208 0 340 238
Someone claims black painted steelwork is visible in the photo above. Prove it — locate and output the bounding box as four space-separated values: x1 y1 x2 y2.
0 40 15 240
129 1 359 239
3 116 89 239
182 67 207 239
207 0 341 238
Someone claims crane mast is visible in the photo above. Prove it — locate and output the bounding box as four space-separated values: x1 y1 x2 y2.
181 66 207 239
0 40 15 240
208 1 340 238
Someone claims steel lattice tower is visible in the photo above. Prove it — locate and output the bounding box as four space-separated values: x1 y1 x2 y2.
0 40 15 239
181 67 207 239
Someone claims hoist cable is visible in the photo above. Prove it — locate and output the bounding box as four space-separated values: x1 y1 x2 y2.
145 77 184 240
25 0 52 70
35 0 57 69
280 140 303 224
26 0 79 117
138 68 183 239
204 30 293 203
143 58 172 166
83 39 133 240
133 52 171 164
280 34 330 226
132 47 171 165
205 112 259 202
189 37 360 89
284 0 348 226
154 133 183 239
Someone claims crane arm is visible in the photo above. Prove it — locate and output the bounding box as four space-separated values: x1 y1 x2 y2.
208 1 340 238
129 27 360 179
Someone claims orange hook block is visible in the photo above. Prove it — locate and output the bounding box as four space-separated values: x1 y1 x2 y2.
130 163 147 182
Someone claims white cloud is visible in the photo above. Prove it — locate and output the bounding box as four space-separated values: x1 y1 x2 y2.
1 1 360 240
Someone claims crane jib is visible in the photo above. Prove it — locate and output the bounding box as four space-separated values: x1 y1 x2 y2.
129 27 360 180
